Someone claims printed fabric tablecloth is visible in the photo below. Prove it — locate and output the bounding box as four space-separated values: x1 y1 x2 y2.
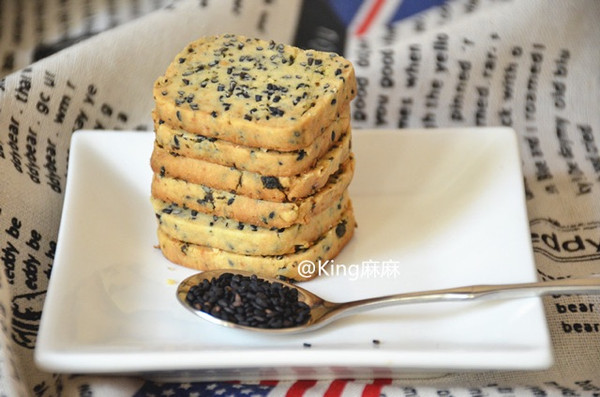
0 0 599 396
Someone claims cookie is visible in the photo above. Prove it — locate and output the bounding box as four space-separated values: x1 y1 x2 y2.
151 155 355 228
150 129 351 202
155 206 356 281
152 192 351 255
153 34 356 151
152 107 350 177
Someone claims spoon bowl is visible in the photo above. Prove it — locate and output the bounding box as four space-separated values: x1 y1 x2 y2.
177 270 338 334
177 269 600 334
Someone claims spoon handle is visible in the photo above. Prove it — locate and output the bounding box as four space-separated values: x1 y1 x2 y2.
333 277 600 317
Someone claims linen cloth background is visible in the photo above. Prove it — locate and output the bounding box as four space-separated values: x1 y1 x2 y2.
0 0 598 396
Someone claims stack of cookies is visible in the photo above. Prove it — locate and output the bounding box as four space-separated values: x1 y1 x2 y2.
150 34 357 281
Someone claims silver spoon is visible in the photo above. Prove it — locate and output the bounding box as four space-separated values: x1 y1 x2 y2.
177 269 600 334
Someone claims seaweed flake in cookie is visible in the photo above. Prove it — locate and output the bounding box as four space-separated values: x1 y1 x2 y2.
153 34 356 151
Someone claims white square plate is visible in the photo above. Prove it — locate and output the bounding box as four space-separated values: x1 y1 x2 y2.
35 128 552 380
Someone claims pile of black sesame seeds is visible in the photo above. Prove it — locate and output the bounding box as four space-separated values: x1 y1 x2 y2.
185 272 311 329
